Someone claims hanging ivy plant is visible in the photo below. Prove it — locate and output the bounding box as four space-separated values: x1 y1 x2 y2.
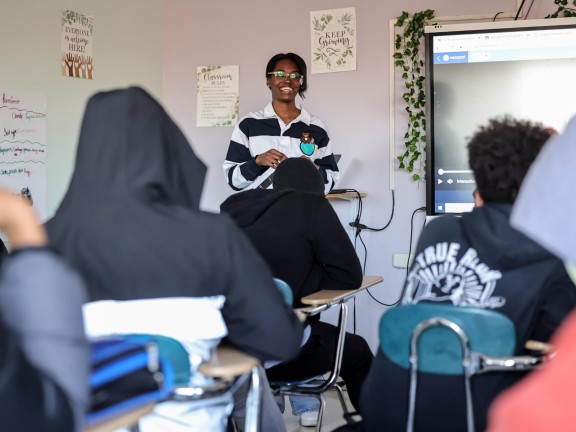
393 9 435 181
546 0 576 17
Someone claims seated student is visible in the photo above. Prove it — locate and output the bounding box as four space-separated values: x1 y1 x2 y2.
46 87 303 432
487 115 576 431
221 157 373 426
354 117 576 432
0 189 88 432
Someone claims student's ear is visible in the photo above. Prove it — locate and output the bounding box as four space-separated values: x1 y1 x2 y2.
473 189 484 207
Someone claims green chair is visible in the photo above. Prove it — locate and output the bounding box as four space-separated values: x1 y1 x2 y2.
273 278 294 307
379 303 544 432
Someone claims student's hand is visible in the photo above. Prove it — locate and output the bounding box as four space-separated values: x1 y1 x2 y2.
0 189 46 249
256 149 287 168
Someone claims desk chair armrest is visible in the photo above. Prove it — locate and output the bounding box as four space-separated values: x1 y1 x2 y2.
294 304 328 317
300 276 384 307
525 339 553 354
473 353 545 374
198 345 262 432
198 345 259 381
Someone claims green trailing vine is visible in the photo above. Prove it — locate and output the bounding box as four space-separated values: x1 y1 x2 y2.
393 9 435 181
392 3 565 181
546 0 576 17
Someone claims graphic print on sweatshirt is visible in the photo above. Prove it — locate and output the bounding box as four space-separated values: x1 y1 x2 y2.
402 242 505 309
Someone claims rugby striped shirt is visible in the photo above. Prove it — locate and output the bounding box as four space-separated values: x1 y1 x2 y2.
223 102 339 194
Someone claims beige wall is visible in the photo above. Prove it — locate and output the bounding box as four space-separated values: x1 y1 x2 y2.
1 0 164 218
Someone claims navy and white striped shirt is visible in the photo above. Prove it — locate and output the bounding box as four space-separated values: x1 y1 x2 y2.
223 103 339 194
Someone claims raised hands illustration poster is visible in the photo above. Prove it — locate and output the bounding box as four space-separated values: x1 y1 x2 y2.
0 90 47 221
61 9 94 79
310 7 356 74
196 65 239 127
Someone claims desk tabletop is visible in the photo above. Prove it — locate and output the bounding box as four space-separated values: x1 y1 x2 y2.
198 345 259 379
326 192 367 199
301 275 383 306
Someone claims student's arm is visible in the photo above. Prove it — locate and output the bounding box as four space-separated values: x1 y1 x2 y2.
312 199 363 292
220 217 303 362
223 120 267 191
0 189 89 430
0 318 74 431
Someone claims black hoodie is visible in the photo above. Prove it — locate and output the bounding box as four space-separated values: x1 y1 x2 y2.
46 87 302 362
221 188 362 308
360 203 576 432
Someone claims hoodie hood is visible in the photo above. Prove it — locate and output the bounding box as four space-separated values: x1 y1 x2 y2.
221 189 293 227
461 204 553 270
46 87 211 300
58 86 206 210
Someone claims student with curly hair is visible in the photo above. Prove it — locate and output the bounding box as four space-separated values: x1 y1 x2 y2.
354 117 576 432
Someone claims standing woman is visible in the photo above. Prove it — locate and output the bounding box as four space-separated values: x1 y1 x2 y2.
223 52 339 194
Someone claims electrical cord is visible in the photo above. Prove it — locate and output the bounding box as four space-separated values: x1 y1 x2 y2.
349 189 398 306
364 206 426 308
514 0 527 20
349 190 395 234
524 0 536 19
331 188 397 306
405 207 427 280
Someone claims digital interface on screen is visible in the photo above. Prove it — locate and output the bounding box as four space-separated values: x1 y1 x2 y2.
425 18 576 215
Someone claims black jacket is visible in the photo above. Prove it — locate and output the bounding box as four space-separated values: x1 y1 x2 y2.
46 87 302 362
221 188 362 307
360 204 576 432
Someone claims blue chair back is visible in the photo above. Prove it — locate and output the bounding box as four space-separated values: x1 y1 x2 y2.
379 303 516 375
274 278 293 306
127 334 191 386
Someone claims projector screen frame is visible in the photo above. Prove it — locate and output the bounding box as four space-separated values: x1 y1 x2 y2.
424 17 576 216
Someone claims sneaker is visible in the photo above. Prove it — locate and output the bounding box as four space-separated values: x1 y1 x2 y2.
300 411 319 427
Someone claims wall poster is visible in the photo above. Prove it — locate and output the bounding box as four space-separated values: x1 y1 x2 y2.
0 90 47 222
196 65 239 127
310 7 357 74
61 9 94 79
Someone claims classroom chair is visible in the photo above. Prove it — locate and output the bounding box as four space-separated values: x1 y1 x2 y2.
379 303 545 432
270 276 383 432
85 335 262 432
85 336 174 432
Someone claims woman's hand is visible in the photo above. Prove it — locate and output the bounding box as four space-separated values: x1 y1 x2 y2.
256 149 287 168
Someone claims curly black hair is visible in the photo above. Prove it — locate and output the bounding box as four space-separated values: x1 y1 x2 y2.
265 52 308 98
468 116 553 204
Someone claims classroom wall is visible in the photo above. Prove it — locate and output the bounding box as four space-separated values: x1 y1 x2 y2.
1 0 164 218
162 0 558 349
1 0 559 350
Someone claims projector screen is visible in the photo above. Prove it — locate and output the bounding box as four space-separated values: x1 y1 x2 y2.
425 17 576 215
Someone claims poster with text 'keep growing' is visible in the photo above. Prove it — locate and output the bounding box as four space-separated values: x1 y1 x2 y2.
0 90 47 221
